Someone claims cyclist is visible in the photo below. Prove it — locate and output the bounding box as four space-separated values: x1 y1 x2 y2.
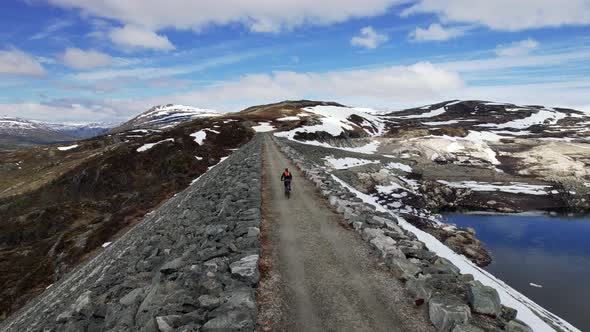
280 168 292 192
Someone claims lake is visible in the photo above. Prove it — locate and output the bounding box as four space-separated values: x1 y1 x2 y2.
446 214 590 332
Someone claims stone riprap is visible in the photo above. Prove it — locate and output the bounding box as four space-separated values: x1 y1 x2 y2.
271 135 532 332
0 135 263 332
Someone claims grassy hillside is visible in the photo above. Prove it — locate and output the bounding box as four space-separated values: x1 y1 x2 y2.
0 116 253 320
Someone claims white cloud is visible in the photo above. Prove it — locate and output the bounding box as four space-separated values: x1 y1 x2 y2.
47 0 404 32
68 51 261 81
104 61 465 114
61 48 113 70
109 25 175 51
5 57 590 121
495 38 539 57
30 20 73 40
0 102 118 123
0 48 46 77
0 61 463 121
438 46 590 73
351 26 389 49
410 23 465 41
402 0 590 31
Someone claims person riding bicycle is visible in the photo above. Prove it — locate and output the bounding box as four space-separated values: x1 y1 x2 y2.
281 168 292 191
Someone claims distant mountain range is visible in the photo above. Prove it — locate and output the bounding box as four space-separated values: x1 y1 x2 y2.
0 117 75 149
0 104 221 150
41 122 119 139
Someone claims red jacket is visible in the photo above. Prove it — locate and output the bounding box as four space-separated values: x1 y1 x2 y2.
281 170 292 181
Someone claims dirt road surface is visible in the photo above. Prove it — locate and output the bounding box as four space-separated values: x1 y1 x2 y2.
258 135 434 331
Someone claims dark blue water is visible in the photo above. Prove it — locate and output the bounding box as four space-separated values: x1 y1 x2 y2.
446 214 590 331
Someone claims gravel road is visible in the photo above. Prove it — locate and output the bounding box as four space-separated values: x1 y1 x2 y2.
260 135 434 332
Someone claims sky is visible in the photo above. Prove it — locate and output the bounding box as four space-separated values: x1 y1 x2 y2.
0 0 589 123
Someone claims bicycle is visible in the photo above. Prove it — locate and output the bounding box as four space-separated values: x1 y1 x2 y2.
282 179 292 198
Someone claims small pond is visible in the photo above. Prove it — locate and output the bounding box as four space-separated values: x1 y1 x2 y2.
446 214 590 331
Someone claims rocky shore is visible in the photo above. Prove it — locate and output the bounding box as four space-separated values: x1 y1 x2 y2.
0 135 263 332
272 135 541 332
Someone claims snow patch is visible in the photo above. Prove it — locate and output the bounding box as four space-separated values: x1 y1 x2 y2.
324 156 379 169
386 162 412 173
480 109 567 129
136 138 174 152
276 116 300 121
438 180 551 195
252 122 276 132
376 182 404 193
57 144 78 151
423 120 460 125
275 105 386 141
190 130 207 145
416 132 501 165
278 138 381 155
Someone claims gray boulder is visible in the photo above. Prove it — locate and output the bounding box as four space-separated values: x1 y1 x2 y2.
201 310 254 331
428 296 471 332
501 305 518 321
156 315 182 332
434 257 461 275
229 255 260 286
452 324 484 332
120 288 145 306
505 319 533 332
246 227 260 237
160 257 185 274
352 221 364 231
198 295 220 309
384 223 404 236
55 309 73 323
407 275 433 302
368 215 389 227
369 234 404 258
361 227 384 241
387 256 421 281
467 280 501 317
71 290 94 317
220 289 257 312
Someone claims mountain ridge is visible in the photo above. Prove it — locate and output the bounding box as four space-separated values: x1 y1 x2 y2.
107 104 220 134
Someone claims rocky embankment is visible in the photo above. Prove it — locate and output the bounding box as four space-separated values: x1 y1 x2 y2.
0 135 263 332
272 136 539 332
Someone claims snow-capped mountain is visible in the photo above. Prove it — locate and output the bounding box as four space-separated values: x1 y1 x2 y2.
0 117 75 149
109 104 220 133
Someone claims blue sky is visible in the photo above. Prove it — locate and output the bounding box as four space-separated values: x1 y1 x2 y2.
0 0 589 122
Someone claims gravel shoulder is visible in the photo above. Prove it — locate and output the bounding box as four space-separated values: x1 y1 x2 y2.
260 135 434 331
